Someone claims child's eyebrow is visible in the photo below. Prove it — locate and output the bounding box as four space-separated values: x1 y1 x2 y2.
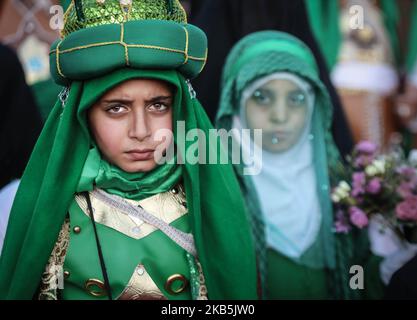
100 98 134 104
100 95 173 104
144 95 173 104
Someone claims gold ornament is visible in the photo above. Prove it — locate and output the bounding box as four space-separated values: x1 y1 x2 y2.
62 0 187 38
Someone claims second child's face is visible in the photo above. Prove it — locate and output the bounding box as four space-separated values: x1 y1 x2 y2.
245 79 309 153
88 78 174 173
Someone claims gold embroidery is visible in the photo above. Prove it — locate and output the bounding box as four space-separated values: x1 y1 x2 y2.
196 259 208 300
198 49 208 74
39 218 70 300
120 24 130 66
176 0 188 24
55 40 65 78
50 42 206 63
120 23 125 43
74 184 187 240
126 44 186 55
60 0 75 39
116 264 166 300
182 26 189 64
50 41 121 55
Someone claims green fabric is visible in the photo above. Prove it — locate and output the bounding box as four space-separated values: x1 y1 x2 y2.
305 0 401 69
266 249 328 300
380 0 401 65
227 40 318 81
63 199 192 300
61 0 186 37
333 229 385 300
304 0 341 70
60 0 72 11
363 254 385 300
216 31 366 299
77 146 182 201
50 19 207 86
0 67 258 300
30 78 63 122
406 1 417 72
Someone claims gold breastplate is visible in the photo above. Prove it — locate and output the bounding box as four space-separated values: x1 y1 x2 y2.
39 184 192 300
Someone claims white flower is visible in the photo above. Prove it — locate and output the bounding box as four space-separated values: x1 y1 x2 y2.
372 159 386 174
365 165 378 177
409 149 417 165
336 189 349 199
333 183 350 200
331 193 341 203
339 181 351 192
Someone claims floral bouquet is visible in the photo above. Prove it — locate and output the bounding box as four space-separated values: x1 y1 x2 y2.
332 141 417 243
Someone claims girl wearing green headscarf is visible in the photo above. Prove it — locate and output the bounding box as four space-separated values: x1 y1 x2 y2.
217 31 386 299
0 0 257 300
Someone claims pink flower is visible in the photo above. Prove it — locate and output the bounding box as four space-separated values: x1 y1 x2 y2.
354 155 374 168
355 141 378 154
397 182 415 199
349 206 369 228
395 196 417 221
334 210 351 234
366 178 382 194
397 166 417 179
351 172 366 197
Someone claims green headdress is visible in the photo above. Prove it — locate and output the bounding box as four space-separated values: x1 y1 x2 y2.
51 0 206 86
217 31 365 299
0 0 257 300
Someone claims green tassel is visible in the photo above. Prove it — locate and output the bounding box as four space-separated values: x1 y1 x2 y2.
74 0 85 22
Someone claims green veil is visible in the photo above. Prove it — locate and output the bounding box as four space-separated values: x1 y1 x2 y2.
216 31 371 299
0 6 258 299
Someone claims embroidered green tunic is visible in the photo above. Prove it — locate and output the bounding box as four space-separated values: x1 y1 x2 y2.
39 184 198 300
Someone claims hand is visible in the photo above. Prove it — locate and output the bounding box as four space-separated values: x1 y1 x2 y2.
379 242 417 285
395 82 417 132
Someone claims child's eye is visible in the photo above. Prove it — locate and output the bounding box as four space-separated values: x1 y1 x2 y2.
252 89 272 105
106 104 127 114
288 91 307 107
148 103 170 112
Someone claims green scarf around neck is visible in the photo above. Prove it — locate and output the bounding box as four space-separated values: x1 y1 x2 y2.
0 68 258 300
77 146 182 201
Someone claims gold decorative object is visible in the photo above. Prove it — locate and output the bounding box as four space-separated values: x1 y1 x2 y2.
61 0 187 38
165 274 188 295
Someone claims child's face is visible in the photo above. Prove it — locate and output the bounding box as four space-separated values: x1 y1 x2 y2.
245 79 309 153
88 78 174 173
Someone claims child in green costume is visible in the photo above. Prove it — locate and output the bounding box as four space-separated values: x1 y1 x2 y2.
0 0 257 300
